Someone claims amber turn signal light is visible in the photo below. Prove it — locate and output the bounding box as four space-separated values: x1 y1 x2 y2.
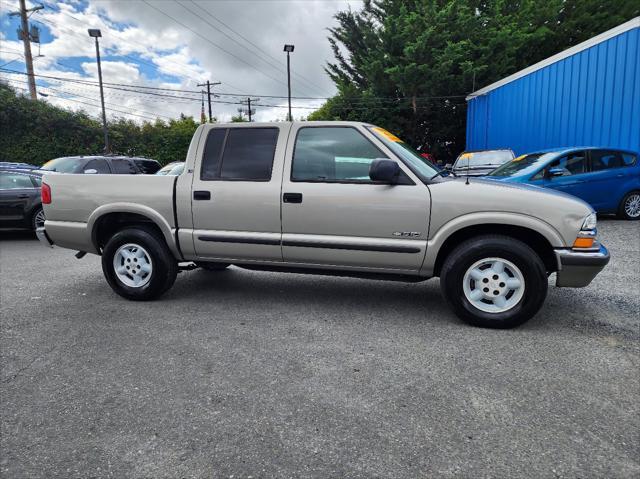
573 237 595 249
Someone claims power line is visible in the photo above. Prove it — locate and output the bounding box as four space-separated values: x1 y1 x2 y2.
0 68 467 103
178 0 326 97
141 0 290 91
3 76 174 120
34 4 249 95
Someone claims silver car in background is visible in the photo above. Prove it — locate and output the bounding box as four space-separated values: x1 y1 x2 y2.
449 149 515 177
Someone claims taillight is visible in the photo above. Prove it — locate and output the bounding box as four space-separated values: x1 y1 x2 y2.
41 183 51 204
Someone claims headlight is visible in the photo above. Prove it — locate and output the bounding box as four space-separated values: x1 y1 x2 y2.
581 212 597 230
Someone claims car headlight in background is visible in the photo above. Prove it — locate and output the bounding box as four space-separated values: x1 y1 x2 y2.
581 212 597 231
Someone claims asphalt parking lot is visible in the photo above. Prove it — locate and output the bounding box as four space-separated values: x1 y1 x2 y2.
1 219 638 478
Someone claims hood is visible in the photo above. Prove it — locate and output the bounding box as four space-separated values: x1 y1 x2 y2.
427 178 593 246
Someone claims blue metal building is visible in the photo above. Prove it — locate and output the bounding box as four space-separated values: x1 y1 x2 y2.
466 17 640 156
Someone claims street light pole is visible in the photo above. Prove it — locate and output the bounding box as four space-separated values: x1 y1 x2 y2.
283 44 294 122
88 29 109 153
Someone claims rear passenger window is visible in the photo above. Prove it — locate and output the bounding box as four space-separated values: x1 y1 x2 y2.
201 128 279 181
220 128 278 181
622 153 637 167
84 158 110 174
591 150 633 171
200 129 227 180
111 159 136 174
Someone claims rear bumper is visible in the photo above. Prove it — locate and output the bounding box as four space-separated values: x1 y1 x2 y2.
554 244 610 287
35 226 54 248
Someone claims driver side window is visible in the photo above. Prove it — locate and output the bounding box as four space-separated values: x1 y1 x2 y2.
534 152 586 179
292 127 392 183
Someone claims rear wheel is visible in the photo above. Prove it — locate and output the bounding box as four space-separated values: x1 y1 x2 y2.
31 206 45 231
440 235 548 328
102 227 177 300
618 191 640 220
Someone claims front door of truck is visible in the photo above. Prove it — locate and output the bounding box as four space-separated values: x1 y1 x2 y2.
190 124 289 262
280 124 430 272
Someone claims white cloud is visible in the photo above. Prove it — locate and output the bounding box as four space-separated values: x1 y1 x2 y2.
1 0 363 122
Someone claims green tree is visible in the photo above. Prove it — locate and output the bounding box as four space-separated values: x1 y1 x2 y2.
0 83 199 166
311 0 639 163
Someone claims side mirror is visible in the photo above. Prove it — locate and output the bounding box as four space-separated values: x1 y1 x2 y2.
547 167 565 178
84 168 98 174
369 159 400 184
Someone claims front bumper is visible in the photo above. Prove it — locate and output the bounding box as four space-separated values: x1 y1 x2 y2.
36 226 54 248
554 244 610 287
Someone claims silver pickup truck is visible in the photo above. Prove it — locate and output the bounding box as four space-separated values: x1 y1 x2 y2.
38 121 609 328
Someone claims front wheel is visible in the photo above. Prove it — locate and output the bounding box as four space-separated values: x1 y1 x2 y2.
102 227 178 300
440 235 548 328
618 191 640 220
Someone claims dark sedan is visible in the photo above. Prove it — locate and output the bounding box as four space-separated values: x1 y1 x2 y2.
0 169 45 231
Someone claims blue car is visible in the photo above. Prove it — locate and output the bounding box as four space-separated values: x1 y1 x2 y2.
487 147 640 220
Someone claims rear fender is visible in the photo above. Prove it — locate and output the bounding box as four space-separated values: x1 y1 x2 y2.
87 203 180 258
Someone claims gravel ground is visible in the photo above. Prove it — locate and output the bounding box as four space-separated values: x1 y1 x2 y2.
1 218 638 478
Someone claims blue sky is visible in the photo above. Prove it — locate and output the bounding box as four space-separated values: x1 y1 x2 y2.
0 0 359 122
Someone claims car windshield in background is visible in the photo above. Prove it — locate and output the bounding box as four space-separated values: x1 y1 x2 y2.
456 150 513 168
488 153 554 177
368 126 439 180
41 157 82 173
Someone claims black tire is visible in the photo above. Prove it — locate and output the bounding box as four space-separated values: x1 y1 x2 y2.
31 206 45 231
196 261 231 271
439 235 548 329
617 191 640 220
101 227 178 301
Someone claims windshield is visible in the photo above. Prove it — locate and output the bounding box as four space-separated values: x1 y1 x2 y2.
488 153 556 177
41 157 83 173
455 150 513 168
367 126 439 181
156 163 176 175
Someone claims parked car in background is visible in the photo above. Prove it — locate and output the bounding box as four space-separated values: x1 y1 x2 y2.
447 149 515 177
0 169 45 231
156 162 185 176
40 156 161 175
0 162 39 170
419 152 437 165
487 148 640 220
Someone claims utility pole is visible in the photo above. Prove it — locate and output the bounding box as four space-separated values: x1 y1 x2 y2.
238 98 259 122
197 80 221 122
10 0 44 100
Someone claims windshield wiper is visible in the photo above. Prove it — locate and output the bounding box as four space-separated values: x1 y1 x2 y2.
430 169 454 180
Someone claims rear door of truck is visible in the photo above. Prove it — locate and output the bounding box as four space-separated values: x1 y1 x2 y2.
189 123 291 262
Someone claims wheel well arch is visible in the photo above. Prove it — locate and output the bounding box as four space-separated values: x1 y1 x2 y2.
432 223 557 276
92 212 165 252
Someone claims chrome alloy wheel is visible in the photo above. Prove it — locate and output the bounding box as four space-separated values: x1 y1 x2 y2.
34 209 46 229
113 243 153 288
624 193 640 218
462 257 525 313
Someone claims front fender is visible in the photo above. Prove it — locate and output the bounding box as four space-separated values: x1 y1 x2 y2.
420 212 565 276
